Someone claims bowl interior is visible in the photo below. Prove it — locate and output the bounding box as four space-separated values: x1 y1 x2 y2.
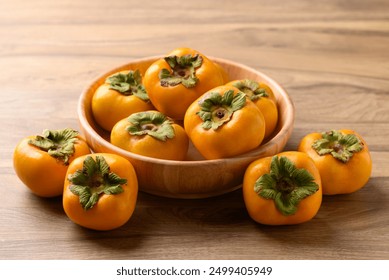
78 56 294 198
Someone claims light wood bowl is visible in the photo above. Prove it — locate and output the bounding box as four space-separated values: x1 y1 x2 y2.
78 56 294 198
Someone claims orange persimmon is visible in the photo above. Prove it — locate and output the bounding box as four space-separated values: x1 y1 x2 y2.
143 47 224 120
111 111 189 160
184 85 265 159
92 69 154 131
13 128 90 197
214 62 230 84
63 153 138 231
243 151 322 225
298 129 372 195
226 79 278 139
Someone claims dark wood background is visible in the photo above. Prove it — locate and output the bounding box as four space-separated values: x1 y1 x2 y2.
1 0 388 259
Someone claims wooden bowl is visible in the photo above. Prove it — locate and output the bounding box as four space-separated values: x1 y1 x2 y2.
78 56 294 198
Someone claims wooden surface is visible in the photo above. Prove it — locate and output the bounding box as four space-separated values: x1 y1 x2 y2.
1 0 388 260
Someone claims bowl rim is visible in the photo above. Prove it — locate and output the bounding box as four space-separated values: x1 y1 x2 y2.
78 55 294 167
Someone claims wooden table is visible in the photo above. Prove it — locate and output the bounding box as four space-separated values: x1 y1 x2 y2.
1 0 388 260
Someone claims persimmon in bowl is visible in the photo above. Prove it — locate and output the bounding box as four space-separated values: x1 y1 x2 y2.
78 56 294 198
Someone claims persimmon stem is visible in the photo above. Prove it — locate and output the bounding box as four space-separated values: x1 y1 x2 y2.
196 90 246 130
215 109 225 119
28 128 79 165
254 156 319 216
230 79 269 101
311 130 363 163
127 111 175 142
159 54 203 88
106 70 149 101
68 155 127 210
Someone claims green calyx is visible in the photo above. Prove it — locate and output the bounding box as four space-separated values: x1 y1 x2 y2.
312 130 364 163
196 89 246 130
254 156 319 216
106 70 149 101
28 128 79 165
68 155 127 210
230 79 269 102
127 111 175 142
159 54 203 88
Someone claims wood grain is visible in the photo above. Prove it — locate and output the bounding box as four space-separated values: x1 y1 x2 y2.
1 0 388 259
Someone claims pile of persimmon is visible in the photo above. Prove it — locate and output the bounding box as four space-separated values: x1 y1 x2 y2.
13 47 373 230
243 129 372 225
91 47 279 160
13 128 139 231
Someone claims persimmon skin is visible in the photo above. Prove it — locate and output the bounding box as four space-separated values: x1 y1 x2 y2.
184 85 265 160
214 62 230 84
226 80 278 139
92 70 154 132
63 153 138 231
110 114 189 161
143 47 224 120
13 136 90 197
298 129 372 195
243 151 322 225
